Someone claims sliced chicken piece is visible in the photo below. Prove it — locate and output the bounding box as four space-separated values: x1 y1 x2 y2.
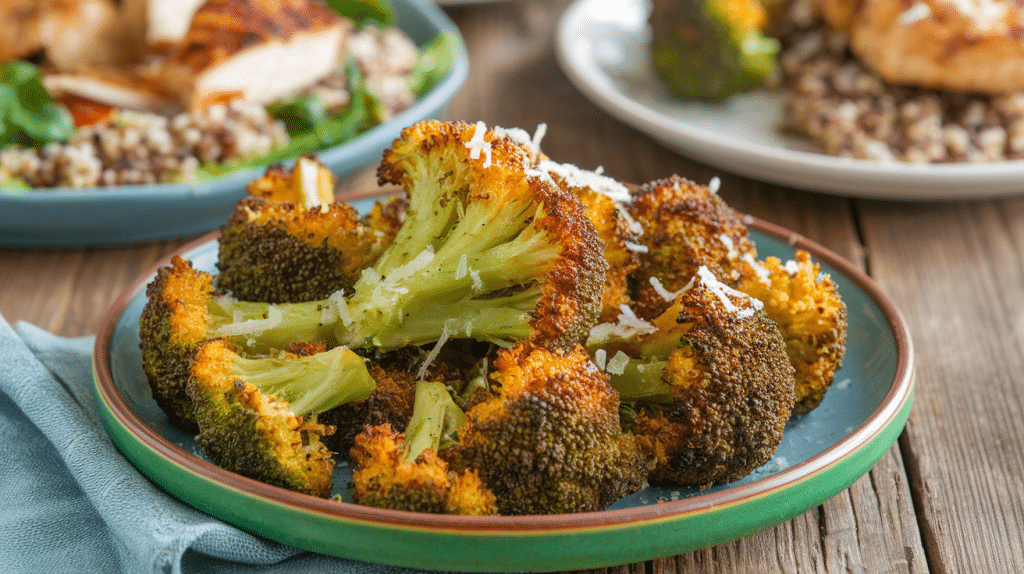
121 0 209 53
162 0 352 109
822 0 1024 94
42 67 181 114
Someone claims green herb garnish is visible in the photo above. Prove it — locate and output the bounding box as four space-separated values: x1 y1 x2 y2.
0 61 74 147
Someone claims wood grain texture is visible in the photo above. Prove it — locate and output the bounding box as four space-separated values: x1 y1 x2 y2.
858 199 1024 574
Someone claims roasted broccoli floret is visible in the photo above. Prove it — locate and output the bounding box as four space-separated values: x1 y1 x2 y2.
590 268 795 490
624 175 845 417
217 157 389 303
245 155 337 206
139 255 346 429
361 193 409 246
542 160 644 324
139 255 216 430
350 382 497 515
737 251 847 415
444 342 650 515
188 338 376 496
321 340 485 454
626 175 757 320
333 120 606 352
649 0 779 100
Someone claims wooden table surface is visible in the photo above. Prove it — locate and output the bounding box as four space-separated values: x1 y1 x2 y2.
3 1 1023 572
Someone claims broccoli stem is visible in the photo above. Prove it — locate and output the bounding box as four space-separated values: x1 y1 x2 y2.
336 198 559 349
229 345 376 416
401 381 466 462
208 296 338 352
368 288 541 350
604 357 675 404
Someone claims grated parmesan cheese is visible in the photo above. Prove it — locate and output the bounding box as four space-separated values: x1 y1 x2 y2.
417 319 458 380
618 207 644 237
455 253 468 280
531 123 547 155
296 156 322 210
213 305 284 337
898 1 932 23
650 275 694 302
538 159 632 203
593 348 608 370
464 120 493 167
719 233 737 260
696 266 763 319
624 241 649 253
708 176 721 194
588 303 658 343
330 289 352 326
605 351 630 375
386 247 435 284
469 268 483 292
742 253 772 286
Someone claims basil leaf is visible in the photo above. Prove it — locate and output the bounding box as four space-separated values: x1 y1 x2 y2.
409 32 458 97
267 92 329 136
0 61 74 147
323 0 394 24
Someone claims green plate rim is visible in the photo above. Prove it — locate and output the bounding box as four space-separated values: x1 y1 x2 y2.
92 208 915 572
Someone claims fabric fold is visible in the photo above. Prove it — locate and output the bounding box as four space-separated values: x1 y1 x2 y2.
0 315 431 574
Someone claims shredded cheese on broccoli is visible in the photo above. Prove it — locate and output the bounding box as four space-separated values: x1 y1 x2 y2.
465 120 493 167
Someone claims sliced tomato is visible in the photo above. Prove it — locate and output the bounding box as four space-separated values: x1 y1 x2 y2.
59 94 115 127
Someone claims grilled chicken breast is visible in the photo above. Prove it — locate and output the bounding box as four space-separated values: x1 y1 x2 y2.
820 0 1024 93
162 0 352 109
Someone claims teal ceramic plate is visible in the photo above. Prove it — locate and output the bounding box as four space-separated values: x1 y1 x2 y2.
0 0 467 249
93 198 914 572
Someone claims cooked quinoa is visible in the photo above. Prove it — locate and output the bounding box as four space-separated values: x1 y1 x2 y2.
1 27 422 189
767 0 1024 163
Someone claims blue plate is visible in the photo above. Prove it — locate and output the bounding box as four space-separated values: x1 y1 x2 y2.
94 201 915 572
0 0 468 248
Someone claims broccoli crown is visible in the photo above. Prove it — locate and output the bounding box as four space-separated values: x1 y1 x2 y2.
545 163 643 324
601 271 796 489
335 120 606 352
361 194 409 246
217 196 387 304
139 255 355 433
188 339 357 497
627 175 758 320
445 342 650 515
139 255 215 431
245 155 336 206
350 423 497 515
649 0 779 100
737 250 848 416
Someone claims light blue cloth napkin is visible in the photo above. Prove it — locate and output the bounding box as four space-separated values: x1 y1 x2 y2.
0 314 448 574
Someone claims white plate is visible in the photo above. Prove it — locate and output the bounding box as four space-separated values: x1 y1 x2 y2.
554 0 1024 199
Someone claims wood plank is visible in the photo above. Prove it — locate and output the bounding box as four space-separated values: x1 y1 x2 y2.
441 1 930 572
0 248 87 333
858 198 1024 573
